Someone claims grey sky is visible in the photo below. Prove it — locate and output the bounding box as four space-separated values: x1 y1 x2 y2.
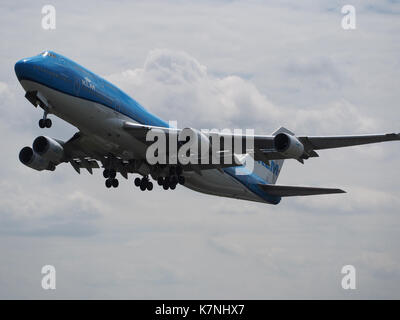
0 0 399 298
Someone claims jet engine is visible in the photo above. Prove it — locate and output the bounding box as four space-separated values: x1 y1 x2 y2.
19 136 64 171
19 146 53 171
32 136 64 163
273 132 304 158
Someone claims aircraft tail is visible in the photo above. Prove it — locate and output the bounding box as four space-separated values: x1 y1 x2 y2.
256 127 346 197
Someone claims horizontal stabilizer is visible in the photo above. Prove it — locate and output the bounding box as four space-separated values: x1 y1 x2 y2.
258 184 346 197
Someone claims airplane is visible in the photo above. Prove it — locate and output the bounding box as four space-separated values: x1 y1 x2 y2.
14 51 400 205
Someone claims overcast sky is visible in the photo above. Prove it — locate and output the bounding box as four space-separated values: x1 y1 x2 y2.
0 0 399 299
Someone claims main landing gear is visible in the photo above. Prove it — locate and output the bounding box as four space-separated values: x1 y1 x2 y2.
133 165 185 191
102 165 186 191
38 111 52 128
156 175 185 191
103 169 119 188
134 176 153 191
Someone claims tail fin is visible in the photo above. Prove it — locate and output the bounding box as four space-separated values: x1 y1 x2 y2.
268 127 295 184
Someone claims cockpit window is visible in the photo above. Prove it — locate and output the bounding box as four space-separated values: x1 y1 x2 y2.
39 51 57 58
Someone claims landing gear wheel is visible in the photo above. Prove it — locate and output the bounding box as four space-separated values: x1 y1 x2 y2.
140 183 147 191
112 179 119 188
134 177 141 187
45 118 52 128
147 181 153 191
103 169 110 178
105 179 112 188
178 175 185 185
140 178 148 191
109 170 116 179
162 180 169 190
39 119 45 128
170 183 176 190
157 177 164 186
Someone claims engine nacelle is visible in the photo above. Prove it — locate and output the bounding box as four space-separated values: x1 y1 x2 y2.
19 146 53 171
274 133 304 158
33 136 64 163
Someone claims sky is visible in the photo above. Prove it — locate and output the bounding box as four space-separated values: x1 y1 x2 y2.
0 0 399 299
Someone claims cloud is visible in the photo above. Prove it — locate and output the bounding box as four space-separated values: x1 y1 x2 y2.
0 181 102 237
107 49 377 135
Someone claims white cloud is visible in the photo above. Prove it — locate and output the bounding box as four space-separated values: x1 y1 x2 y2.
107 49 377 135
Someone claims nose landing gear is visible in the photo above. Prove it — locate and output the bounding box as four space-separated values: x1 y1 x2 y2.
38 111 52 128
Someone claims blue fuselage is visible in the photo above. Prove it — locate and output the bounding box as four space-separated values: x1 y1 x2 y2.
15 51 281 205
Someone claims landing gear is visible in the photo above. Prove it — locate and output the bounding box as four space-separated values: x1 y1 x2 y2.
130 166 185 191
38 118 52 128
134 177 141 187
105 179 112 188
112 178 119 188
162 179 169 190
105 178 119 188
168 176 178 190
155 173 184 191
140 180 147 191
159 176 177 190
134 176 153 191
167 165 185 187
104 168 118 189
39 111 52 128
103 169 116 178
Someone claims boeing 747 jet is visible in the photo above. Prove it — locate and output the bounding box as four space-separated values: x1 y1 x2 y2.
15 51 400 205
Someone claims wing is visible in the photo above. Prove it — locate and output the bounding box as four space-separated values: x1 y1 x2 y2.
61 132 148 177
122 121 276 161
123 121 400 164
61 132 104 174
258 184 346 196
299 133 400 151
61 130 242 176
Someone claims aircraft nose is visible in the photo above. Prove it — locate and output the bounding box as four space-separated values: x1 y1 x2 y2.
15 59 28 81
14 58 35 81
